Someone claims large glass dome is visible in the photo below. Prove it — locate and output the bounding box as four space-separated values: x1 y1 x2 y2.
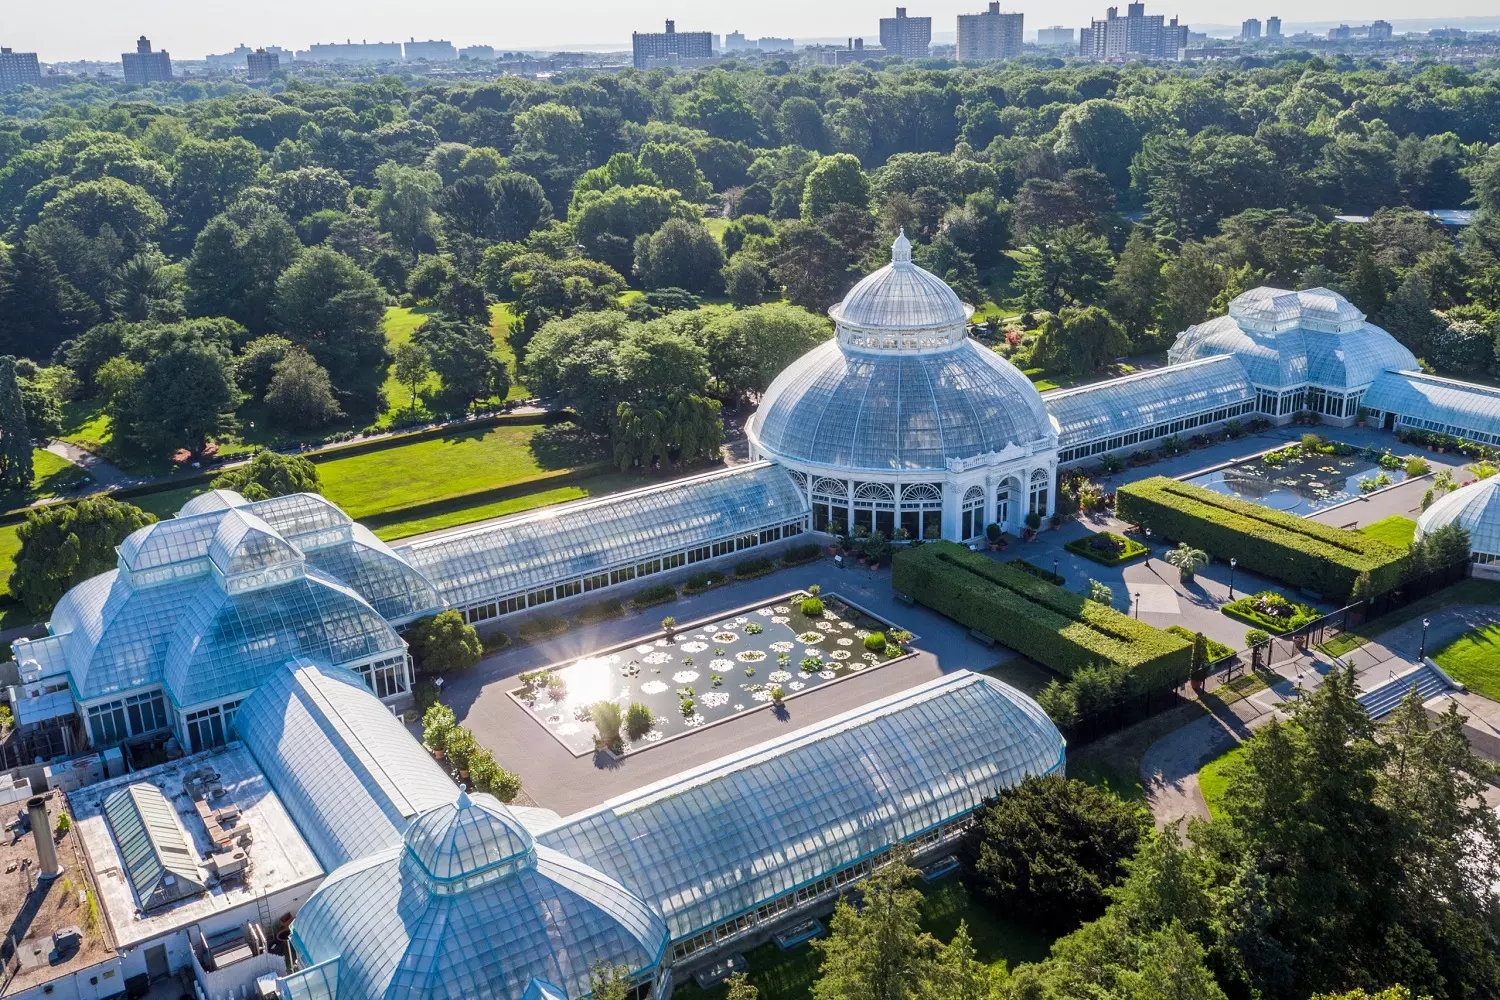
747 233 1056 473
1418 476 1500 558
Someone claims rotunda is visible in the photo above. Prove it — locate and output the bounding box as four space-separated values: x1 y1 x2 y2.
1416 475 1500 576
746 232 1058 542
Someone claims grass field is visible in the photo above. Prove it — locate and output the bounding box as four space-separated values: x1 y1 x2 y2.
673 875 1052 1000
1359 515 1418 550
703 216 731 241
370 473 645 541
1434 623 1500 701
1197 742 1248 819
1317 578 1500 658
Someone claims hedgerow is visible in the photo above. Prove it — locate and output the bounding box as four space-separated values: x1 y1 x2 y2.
892 542 1190 692
1116 477 1408 601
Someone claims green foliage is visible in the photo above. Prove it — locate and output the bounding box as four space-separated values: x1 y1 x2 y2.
421 702 457 754
893 542 1191 690
682 571 727 593
517 616 569 642
780 543 823 567
1065 531 1149 567
591 700 623 750
800 595 824 617
1166 625 1233 660
1163 542 1210 581
0 357 31 488
1222 590 1320 633
1006 558 1064 585
625 702 654 740
863 632 887 652
634 219 724 294
211 450 321 501
1117 476 1410 602
12 498 155 614
406 610 483 674
732 557 775 580
963 774 1148 932
1244 628 1271 646
629 583 677 608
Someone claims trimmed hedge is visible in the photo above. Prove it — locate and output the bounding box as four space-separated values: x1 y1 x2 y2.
1116 477 1408 602
1221 594 1318 634
1008 559 1064 585
780 544 823 567
733 557 777 580
517 616 568 642
682 571 727 594
1165 625 1232 660
629 583 678 608
893 542 1191 692
1065 531 1150 567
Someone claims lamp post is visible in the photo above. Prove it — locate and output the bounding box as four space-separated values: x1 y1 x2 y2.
1419 617 1431 661
1053 558 1059 580
1228 557 1237 599
1134 592 1141 619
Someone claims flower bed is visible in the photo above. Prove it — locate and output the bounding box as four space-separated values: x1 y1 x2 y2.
1065 531 1149 567
1220 590 1319 634
509 592 913 757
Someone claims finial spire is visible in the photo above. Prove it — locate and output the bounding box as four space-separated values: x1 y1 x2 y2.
892 228 912 265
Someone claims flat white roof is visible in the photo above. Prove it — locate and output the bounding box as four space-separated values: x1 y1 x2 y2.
71 744 324 948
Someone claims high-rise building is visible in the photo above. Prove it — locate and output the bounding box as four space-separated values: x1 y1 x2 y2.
246 48 279 80
956 3 1024 60
1369 20 1393 40
1241 18 1261 39
1080 4 1182 60
631 20 714 69
303 39 403 62
122 36 172 84
0 47 41 89
879 8 932 59
725 30 751 51
404 39 457 61
759 37 795 52
1037 26 1075 46
1266 16 1282 39
459 45 496 60
1328 24 1352 40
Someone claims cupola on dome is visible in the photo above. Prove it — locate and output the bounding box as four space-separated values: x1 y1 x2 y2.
829 230 972 338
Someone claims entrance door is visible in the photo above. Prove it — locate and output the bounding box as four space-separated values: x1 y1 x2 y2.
1384 411 1396 431
144 943 169 980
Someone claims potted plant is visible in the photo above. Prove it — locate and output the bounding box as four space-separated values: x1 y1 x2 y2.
770 685 785 705
985 522 1002 550
1024 511 1042 540
1164 543 1210 583
661 616 677 640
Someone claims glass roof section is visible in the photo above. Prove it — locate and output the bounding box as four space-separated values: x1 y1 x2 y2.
289 843 668 1000
1167 287 1417 391
304 525 444 624
1046 356 1252 448
280 957 340 1000
103 782 204 912
538 671 1064 943
1418 476 1500 555
829 232 972 334
163 571 403 708
207 509 302 578
1362 370 1500 436
238 660 456 870
395 464 808 609
403 790 536 885
748 339 1056 472
522 980 568 1000
177 489 249 517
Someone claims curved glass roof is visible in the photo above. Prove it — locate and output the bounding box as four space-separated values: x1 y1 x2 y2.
1418 476 1500 555
537 671 1064 943
1362 370 1500 440
395 463 808 610
238 660 457 870
829 232 971 333
404 790 536 886
288 841 668 1000
1167 286 1417 391
305 525 444 624
748 338 1056 472
1046 356 1253 449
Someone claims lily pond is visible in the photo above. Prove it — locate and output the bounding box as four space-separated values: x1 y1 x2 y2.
509 592 912 757
1183 446 1409 516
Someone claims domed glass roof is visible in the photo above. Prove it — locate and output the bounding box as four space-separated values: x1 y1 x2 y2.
1418 477 1500 556
748 338 1055 472
404 790 536 888
1167 286 1417 391
829 231 971 332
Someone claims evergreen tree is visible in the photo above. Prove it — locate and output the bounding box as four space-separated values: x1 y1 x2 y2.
1108 228 1164 341
812 850 936 1000
1378 271 1437 358
264 350 344 429
0 357 32 489
1348 246 1388 316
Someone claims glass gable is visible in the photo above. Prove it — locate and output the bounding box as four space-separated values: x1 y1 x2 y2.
1362 370 1500 446
1047 356 1253 450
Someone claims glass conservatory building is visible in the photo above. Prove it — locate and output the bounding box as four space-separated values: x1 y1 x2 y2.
1416 476 1500 577
271 669 1064 1000
747 233 1060 542
1360 370 1500 445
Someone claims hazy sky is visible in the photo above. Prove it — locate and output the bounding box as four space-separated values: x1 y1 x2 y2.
9 0 1497 61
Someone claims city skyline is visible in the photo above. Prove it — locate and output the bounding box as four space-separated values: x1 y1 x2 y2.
9 4 1500 62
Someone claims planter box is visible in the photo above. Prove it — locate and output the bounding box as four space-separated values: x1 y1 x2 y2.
1065 531 1149 567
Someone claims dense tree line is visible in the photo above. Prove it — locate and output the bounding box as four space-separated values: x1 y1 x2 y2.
5 55 1500 463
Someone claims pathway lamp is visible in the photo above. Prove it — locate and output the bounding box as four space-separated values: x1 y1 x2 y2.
1419 618 1431 661
1228 557 1237 599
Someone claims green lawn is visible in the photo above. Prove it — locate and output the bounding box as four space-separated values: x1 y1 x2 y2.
1433 623 1500 702
1318 578 1500 658
0 524 20 598
58 399 111 453
1359 515 1418 550
370 474 644 541
703 216 731 241
1197 743 1248 819
674 875 1052 1000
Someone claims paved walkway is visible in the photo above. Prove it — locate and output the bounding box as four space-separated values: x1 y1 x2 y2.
41 440 137 492
1139 604 1500 827
442 559 1020 816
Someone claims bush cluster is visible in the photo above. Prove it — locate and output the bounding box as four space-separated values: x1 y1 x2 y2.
1116 477 1408 602
732 557 777 580
517 616 569 642
1064 531 1149 567
892 542 1191 691
1222 591 1320 634
1165 625 1233 661
800 595 825 616
629 583 678 608
780 543 823 566
571 599 625 625
681 571 727 593
1008 558 1065 585
420 703 521 800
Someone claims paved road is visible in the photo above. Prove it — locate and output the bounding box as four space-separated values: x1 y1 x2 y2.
1140 604 1500 827
40 440 137 492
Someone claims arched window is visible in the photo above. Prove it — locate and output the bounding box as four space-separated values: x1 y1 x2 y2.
853 482 897 536
811 478 848 533
1029 468 1050 518
900 483 944 540
961 486 985 540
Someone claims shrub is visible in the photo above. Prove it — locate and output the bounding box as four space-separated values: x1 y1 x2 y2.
518 616 569 642
481 630 511 653
1087 579 1114 606
1116 477 1409 601
1007 559 1064 585
770 685 785 702
985 522 1003 543
733 557 776 580
800 656 822 673
625 702 654 740
406 610 484 674
962 774 1148 932
863 632 887 652
682 571 727 594
892 542 1191 690
55 812 70 837
629 583 678 608
422 703 457 753
1166 625 1232 660
445 728 480 773
1222 590 1319 634
781 544 823 566
801 596 824 616
1065 531 1149 567
1026 511 1043 531
592 701 623 749
1245 629 1271 646
572 600 625 625
1405 455 1430 477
